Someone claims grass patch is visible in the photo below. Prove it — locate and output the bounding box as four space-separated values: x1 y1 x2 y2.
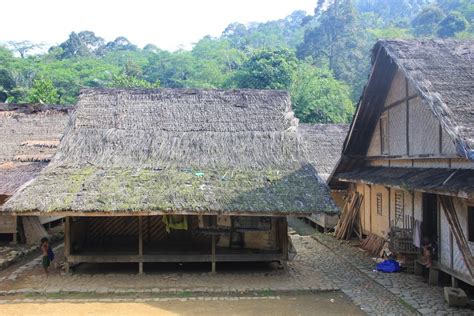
258 289 275 297
177 291 192 298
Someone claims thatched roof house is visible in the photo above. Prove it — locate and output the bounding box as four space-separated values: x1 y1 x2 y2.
0 104 71 197
0 103 71 241
327 39 474 285
298 123 349 181
3 89 337 216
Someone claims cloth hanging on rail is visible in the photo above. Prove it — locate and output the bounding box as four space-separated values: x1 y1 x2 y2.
413 219 422 248
163 215 188 233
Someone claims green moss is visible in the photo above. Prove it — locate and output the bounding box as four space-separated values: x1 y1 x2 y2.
47 166 96 211
20 165 338 214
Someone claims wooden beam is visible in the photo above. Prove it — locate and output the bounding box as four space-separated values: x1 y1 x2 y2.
64 216 71 274
211 235 216 273
405 79 410 156
383 94 418 112
279 217 289 261
67 253 285 263
7 211 316 218
439 122 443 156
440 196 474 278
138 216 143 274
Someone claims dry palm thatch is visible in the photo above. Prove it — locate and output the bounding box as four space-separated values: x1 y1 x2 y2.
297 123 349 182
0 103 71 196
3 89 339 216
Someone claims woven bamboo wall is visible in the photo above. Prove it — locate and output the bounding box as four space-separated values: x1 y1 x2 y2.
384 70 405 107
409 97 439 156
367 120 381 157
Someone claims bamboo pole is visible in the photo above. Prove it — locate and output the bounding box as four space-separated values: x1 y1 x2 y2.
138 216 143 274
211 235 216 273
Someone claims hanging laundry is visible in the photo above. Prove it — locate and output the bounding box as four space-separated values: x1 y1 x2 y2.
163 215 188 233
413 219 422 248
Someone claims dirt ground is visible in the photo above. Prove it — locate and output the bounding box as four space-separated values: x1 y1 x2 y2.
0 292 364 316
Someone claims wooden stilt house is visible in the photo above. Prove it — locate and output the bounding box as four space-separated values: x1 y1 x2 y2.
0 104 71 242
2 89 338 272
329 39 474 285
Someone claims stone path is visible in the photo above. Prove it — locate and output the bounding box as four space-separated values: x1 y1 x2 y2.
287 218 416 315
1 218 473 315
312 229 474 315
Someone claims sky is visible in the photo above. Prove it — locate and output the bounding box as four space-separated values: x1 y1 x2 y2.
1 0 316 51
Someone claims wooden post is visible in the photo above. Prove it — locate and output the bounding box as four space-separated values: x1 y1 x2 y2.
64 216 71 274
138 216 143 274
451 276 459 288
211 234 216 273
428 267 439 285
280 217 289 260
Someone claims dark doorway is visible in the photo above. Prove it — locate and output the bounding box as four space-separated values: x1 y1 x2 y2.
422 193 438 243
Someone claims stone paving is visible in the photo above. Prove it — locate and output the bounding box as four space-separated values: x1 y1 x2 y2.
1 218 474 315
312 228 474 315
0 244 37 270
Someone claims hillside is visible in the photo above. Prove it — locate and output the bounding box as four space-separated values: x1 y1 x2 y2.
0 0 472 123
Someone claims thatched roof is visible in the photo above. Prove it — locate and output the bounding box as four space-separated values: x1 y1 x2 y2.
2 89 338 216
336 166 474 199
382 39 474 159
329 39 474 189
343 39 474 160
297 124 349 181
0 104 71 196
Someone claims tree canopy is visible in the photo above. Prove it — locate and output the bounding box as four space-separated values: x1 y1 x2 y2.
0 0 472 124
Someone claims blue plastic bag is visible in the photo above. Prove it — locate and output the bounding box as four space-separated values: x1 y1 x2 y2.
376 259 400 273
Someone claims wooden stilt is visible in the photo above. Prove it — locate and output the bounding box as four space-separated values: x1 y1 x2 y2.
280 217 289 260
12 232 17 244
452 276 459 288
64 216 71 274
211 234 216 273
138 216 143 274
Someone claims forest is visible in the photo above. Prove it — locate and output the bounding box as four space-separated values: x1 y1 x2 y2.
0 0 472 123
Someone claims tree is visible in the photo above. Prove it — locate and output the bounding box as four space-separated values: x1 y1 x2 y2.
101 37 138 53
297 0 372 99
291 64 354 123
77 31 105 52
28 76 60 104
0 68 16 102
437 11 469 37
7 41 42 58
233 48 297 90
108 74 160 89
58 32 91 58
411 6 445 36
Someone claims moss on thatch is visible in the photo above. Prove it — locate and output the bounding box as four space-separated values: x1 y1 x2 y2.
3 89 338 215
298 124 349 181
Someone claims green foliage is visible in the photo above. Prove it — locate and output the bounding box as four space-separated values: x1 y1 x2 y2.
437 11 469 37
411 6 445 36
291 64 354 123
368 27 413 39
108 74 160 89
233 48 298 90
28 76 59 104
0 0 471 124
297 0 372 99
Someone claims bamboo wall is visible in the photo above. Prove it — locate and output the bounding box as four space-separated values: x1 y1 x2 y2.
365 69 458 159
0 195 16 234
